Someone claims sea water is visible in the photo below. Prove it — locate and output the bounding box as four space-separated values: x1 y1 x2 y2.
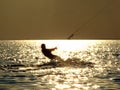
0 40 120 90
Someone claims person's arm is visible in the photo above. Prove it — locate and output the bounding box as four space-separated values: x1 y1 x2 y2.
49 47 57 51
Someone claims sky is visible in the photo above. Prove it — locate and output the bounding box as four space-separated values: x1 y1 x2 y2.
0 0 120 39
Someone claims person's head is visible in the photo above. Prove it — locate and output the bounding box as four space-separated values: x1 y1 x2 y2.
41 44 46 49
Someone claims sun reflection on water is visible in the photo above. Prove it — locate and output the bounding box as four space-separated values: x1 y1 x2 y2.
34 40 98 51
26 67 103 90
1 40 119 90
17 40 104 90
33 40 98 60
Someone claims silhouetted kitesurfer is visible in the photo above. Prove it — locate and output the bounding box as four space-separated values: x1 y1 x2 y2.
41 43 64 67
41 44 58 60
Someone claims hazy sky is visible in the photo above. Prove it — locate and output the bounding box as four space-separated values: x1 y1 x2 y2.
0 0 120 39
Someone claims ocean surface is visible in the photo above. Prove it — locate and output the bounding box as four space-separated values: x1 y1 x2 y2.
0 40 120 90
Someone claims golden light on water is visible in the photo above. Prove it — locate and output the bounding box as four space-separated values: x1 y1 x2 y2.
3 40 117 90
35 40 97 51
27 40 105 90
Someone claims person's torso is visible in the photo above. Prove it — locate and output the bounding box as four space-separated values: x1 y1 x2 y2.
42 49 55 59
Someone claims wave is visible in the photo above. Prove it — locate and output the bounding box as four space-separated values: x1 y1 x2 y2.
0 57 95 72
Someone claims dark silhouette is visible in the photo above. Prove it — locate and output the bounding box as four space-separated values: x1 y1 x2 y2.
41 44 64 67
41 44 57 60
